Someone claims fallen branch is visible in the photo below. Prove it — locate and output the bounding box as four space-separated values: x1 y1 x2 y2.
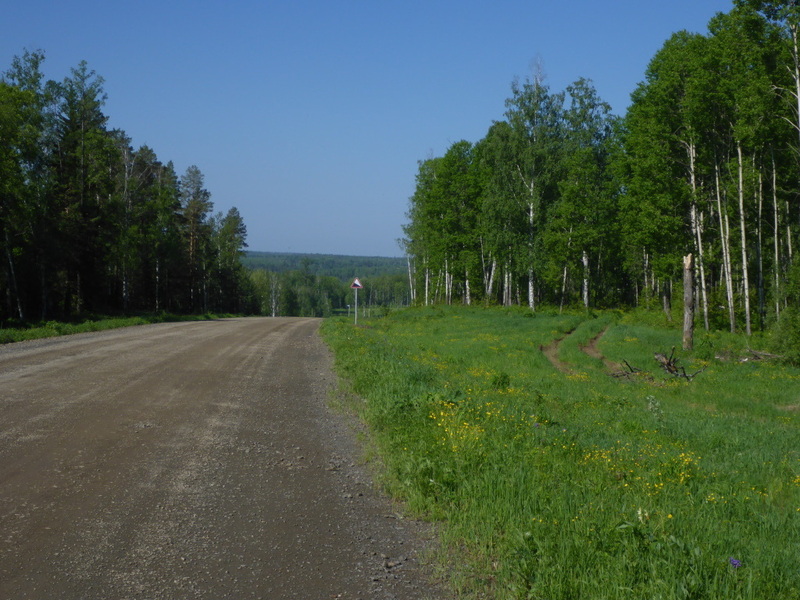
745 349 784 361
654 346 705 381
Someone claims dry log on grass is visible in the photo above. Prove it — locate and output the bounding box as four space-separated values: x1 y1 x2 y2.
654 346 705 381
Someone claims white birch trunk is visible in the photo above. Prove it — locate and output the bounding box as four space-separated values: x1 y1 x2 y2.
773 159 781 319
737 143 752 335
582 250 589 309
444 259 451 305
406 254 415 303
503 265 512 306
528 269 535 310
686 140 709 330
487 258 496 299
716 163 735 332
757 169 765 329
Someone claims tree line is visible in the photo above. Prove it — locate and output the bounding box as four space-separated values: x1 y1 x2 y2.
0 50 250 324
403 0 800 338
246 257 409 318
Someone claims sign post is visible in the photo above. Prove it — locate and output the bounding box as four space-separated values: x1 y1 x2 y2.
350 278 363 324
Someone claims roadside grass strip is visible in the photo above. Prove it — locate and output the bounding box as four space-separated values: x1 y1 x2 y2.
0 313 230 344
322 306 800 599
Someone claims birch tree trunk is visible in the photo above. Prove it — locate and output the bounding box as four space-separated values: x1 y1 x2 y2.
527 201 535 311
683 254 695 351
487 258 496 300
757 170 765 330
503 265 512 306
773 158 781 319
444 259 452 305
686 140 709 330
716 163 736 332
737 143 752 336
582 250 589 309
528 269 535 310
406 255 415 303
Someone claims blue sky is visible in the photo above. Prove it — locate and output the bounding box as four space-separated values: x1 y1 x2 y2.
5 0 733 257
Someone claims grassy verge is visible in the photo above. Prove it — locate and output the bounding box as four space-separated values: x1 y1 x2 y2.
0 313 233 345
321 305 800 599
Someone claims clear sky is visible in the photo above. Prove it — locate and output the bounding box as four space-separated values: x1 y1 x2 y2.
5 0 733 257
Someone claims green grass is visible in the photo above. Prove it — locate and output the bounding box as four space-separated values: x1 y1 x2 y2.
0 313 232 344
321 306 800 599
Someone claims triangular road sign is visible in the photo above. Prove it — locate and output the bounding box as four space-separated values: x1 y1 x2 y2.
351 278 363 289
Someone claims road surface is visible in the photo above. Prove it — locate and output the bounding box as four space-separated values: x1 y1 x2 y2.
0 317 443 599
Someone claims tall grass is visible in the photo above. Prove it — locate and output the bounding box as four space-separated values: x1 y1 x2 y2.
321 306 800 599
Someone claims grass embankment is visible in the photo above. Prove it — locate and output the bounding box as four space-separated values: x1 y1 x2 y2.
0 313 230 345
321 306 800 599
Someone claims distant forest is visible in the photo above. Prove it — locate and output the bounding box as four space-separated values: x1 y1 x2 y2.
243 252 409 318
242 251 405 281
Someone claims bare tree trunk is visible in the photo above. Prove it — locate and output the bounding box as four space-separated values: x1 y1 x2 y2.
444 259 452 305
424 267 430 306
406 254 415 303
642 249 652 308
582 250 590 309
559 264 568 313
528 268 535 310
694 205 710 330
662 279 672 322
773 157 781 319
686 140 709 330
757 169 765 330
716 162 735 332
503 265 512 306
487 258 496 300
683 254 695 351
737 143 752 335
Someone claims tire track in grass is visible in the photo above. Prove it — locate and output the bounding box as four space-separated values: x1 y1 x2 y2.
541 324 619 376
579 325 620 373
539 330 575 374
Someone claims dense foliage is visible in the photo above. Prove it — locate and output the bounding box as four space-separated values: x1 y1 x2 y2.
0 51 250 324
403 1 800 344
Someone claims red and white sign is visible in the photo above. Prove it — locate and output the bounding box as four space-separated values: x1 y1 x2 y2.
351 278 363 289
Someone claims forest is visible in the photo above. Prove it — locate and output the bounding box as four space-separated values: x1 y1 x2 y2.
0 50 250 323
402 0 800 349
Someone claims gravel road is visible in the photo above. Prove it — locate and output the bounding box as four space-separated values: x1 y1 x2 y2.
0 317 444 599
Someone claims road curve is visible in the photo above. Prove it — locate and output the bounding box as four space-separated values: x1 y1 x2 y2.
0 317 442 599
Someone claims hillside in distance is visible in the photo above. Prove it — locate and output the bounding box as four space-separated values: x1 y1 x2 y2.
242 251 406 282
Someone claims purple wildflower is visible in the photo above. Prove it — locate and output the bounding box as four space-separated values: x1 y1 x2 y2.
729 557 742 568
